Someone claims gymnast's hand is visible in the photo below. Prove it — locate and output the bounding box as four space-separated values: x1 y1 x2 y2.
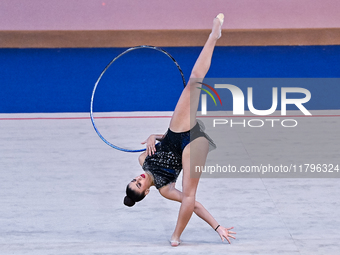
216 226 236 244
141 135 156 156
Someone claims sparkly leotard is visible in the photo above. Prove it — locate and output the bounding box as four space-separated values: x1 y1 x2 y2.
142 121 215 189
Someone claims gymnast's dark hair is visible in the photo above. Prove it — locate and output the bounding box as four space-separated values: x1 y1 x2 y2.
124 185 147 207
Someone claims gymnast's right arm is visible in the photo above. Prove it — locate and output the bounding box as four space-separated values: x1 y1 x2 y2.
159 183 236 243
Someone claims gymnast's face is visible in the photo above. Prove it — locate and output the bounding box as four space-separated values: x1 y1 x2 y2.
128 173 150 195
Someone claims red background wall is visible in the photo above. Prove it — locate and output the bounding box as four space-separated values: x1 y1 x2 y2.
1 0 339 31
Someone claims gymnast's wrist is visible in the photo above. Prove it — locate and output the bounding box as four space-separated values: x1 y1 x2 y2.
214 224 220 231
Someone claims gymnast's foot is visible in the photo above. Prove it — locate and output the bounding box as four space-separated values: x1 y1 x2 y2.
170 234 181 247
170 240 181 247
210 13 224 40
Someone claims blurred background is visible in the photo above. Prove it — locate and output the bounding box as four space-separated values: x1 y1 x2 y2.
0 0 339 113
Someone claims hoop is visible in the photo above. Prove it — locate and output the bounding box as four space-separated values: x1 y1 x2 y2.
90 45 186 152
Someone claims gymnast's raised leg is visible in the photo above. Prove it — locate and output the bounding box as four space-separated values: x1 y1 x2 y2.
168 14 226 246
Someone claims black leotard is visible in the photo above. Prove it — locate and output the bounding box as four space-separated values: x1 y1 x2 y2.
142 121 215 189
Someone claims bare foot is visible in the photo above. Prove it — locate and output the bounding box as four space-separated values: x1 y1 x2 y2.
170 240 181 247
210 13 224 40
170 234 181 247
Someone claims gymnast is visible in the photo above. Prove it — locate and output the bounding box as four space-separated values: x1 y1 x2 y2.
123 13 236 247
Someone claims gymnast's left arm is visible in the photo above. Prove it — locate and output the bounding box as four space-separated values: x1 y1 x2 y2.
141 134 165 156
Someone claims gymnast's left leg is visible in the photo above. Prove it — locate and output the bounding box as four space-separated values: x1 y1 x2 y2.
169 13 224 133
169 14 224 246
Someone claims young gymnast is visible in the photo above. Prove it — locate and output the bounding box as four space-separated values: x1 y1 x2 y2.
123 13 236 246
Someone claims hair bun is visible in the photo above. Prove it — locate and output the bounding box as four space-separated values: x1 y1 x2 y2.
124 196 135 207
